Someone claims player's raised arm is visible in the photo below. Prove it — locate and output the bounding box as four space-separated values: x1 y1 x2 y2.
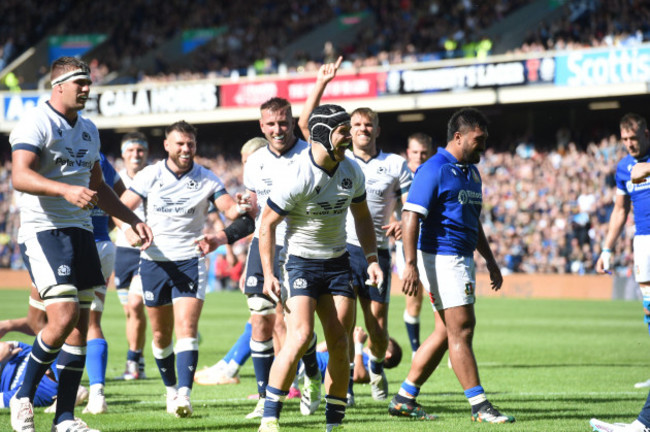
297 56 343 141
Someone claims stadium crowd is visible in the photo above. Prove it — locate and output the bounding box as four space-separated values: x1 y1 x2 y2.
8 0 650 87
0 129 633 278
515 0 650 54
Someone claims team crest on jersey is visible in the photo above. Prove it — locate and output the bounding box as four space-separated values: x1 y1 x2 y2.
627 180 634 193
341 178 352 189
458 190 468 204
82 132 91 141
377 166 387 175
57 265 71 276
246 276 258 287
186 179 199 190
65 147 88 158
293 278 307 289
57 128 63 137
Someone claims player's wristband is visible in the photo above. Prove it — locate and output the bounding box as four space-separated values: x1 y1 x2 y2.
602 248 612 253
365 252 378 263
354 342 364 356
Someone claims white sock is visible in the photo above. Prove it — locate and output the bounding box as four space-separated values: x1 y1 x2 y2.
89 383 104 397
226 359 240 377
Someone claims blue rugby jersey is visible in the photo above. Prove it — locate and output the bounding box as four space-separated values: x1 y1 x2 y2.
91 153 118 242
616 151 650 236
403 147 482 256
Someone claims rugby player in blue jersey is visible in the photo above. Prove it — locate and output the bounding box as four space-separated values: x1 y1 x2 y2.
596 113 650 390
387 107 515 424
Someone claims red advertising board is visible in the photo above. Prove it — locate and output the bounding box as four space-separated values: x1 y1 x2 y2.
220 72 379 107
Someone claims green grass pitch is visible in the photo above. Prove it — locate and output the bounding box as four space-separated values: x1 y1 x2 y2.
1 287 647 431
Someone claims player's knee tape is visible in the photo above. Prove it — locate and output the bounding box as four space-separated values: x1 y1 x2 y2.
90 296 104 312
42 284 78 307
247 295 276 316
90 285 107 312
29 296 46 311
152 342 174 359
78 287 99 309
174 337 199 354
116 288 129 306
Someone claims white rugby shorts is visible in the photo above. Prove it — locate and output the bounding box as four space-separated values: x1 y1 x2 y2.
96 240 116 283
417 251 476 312
634 235 650 283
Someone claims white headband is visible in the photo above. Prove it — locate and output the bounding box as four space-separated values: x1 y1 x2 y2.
51 69 91 87
121 140 148 154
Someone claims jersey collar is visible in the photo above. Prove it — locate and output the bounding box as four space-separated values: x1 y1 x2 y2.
164 158 194 180
437 147 458 164
351 149 381 164
46 101 78 128
309 148 339 177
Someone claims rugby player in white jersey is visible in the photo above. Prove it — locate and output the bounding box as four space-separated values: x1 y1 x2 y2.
397 133 433 358
258 104 383 432
9 56 153 432
297 57 412 404
119 121 255 418
239 99 312 419
113 132 150 381
1 154 128 416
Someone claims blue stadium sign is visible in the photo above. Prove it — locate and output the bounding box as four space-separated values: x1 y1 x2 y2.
3 94 49 122
555 46 650 86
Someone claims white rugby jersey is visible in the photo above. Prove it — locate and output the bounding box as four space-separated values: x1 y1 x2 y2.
9 102 101 241
115 168 146 248
129 160 227 261
345 150 412 249
267 150 366 259
243 139 309 245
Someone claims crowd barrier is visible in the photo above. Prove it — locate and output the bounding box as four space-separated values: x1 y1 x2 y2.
0 269 629 301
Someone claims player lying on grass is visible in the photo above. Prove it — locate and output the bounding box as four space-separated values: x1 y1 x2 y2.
0 341 88 409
